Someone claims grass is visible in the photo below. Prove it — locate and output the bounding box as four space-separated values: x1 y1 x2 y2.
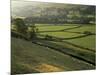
34 63 64 72
11 23 96 74
37 24 96 50
66 35 96 50
67 25 96 33
36 24 79 31
11 37 95 74
39 32 84 38
35 24 80 26
35 40 95 65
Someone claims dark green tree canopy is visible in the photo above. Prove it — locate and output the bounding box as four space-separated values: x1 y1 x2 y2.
13 18 27 34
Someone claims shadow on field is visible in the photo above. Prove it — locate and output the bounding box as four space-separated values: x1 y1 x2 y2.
32 39 95 66
11 31 96 67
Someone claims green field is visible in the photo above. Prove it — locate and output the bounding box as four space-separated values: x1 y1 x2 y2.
11 37 95 74
67 25 96 33
36 24 79 31
36 24 96 50
39 32 84 38
66 35 96 50
11 24 96 74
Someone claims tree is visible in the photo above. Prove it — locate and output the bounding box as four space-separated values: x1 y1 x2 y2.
27 24 37 40
13 18 27 34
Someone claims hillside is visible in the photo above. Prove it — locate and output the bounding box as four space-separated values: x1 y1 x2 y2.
11 37 95 74
11 0 95 18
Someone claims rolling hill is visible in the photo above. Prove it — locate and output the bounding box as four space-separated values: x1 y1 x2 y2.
11 37 95 74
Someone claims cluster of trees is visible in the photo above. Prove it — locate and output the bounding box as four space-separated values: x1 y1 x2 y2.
12 18 37 40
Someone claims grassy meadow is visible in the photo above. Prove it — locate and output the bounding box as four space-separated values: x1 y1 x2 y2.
11 37 95 74
11 23 96 74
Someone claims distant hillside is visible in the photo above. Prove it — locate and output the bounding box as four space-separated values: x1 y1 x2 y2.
11 1 95 18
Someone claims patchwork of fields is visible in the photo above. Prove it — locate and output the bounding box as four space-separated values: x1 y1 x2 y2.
37 24 96 51
11 24 96 74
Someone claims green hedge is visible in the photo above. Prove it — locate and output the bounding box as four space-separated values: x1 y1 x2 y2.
11 31 29 40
